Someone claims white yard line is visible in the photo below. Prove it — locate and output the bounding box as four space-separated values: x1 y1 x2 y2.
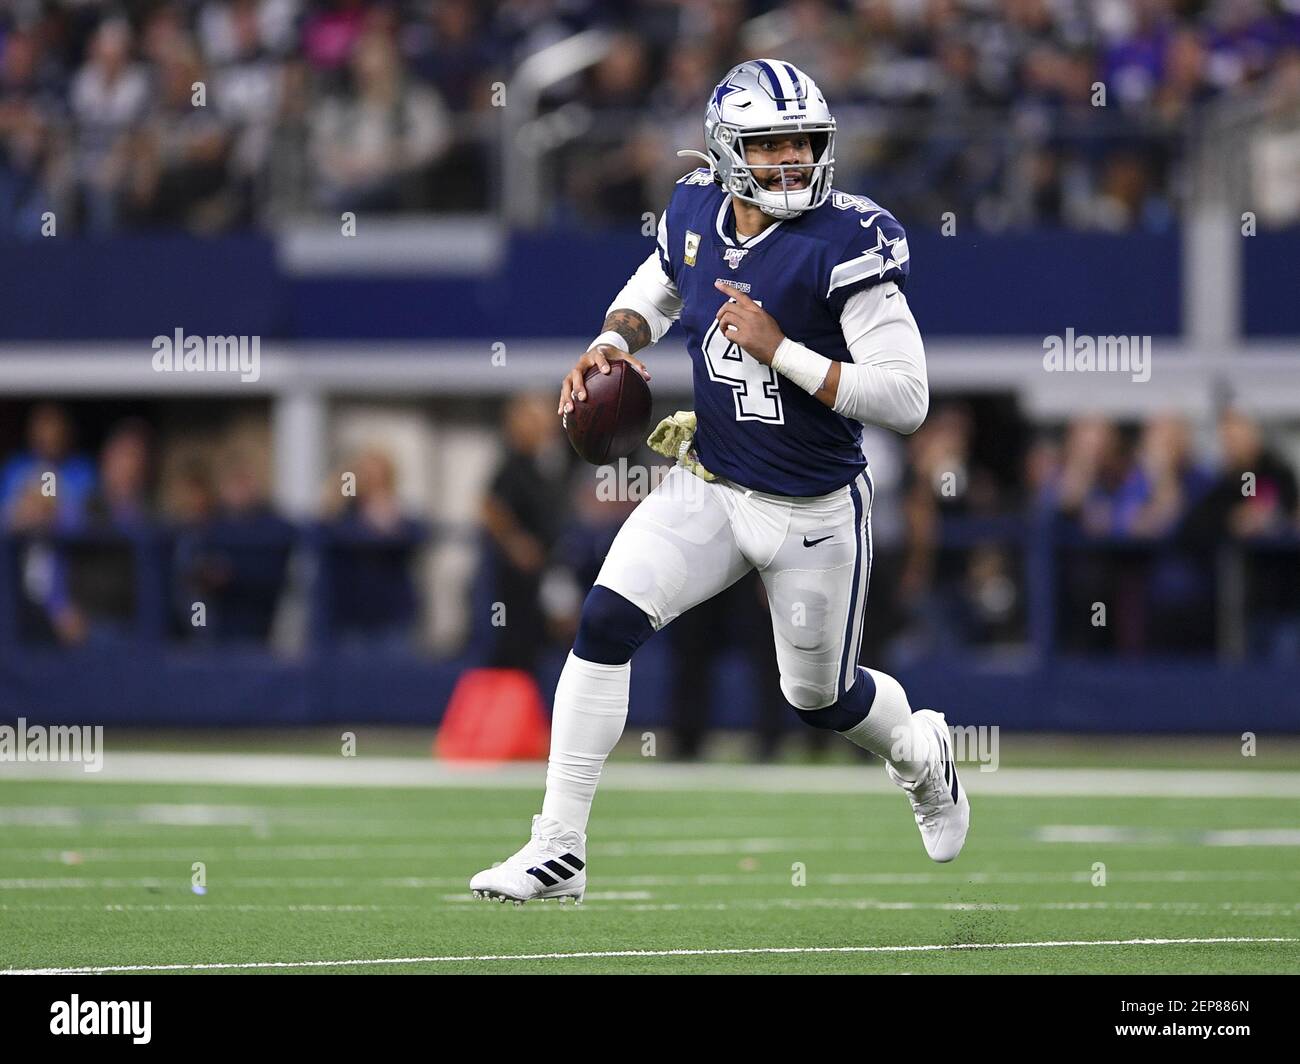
0 903 405 913
4 868 1300 890
2 752 1298 798
434 894 1300 916
4 898 1295 917
550 899 1300 916
6 937 1297 975
1037 826 1300 846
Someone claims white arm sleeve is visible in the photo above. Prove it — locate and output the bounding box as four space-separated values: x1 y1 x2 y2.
831 282 929 434
602 214 683 345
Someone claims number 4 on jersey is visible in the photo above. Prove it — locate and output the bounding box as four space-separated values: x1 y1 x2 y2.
702 296 785 424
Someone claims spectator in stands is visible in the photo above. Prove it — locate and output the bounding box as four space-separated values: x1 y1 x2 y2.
481 394 572 674
757 0 850 89
309 27 451 211
206 0 293 224
406 0 500 209
84 418 153 532
1185 408 1300 658
897 402 1000 655
644 42 717 201
1114 414 1214 538
120 40 234 230
407 0 499 112
0 27 63 238
174 448 293 644
69 18 149 233
1045 415 1133 536
564 32 656 223
58 419 158 644
1188 407 1300 539
322 447 425 647
1102 0 1170 104
2 414 149 647
168 456 219 526
197 0 301 67
0 403 96 530
1050 416 1142 652
1113 414 1217 654
302 0 370 74
9 506 84 647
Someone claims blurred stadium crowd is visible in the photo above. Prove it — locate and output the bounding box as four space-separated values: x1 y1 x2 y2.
2 0 1298 236
3 399 1296 670
0 402 427 648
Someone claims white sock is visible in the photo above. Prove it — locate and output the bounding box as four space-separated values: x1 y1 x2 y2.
838 668 932 781
540 651 630 834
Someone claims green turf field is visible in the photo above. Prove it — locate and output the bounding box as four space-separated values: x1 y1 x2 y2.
1 741 1298 974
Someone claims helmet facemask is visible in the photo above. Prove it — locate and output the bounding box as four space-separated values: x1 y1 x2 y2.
708 120 835 220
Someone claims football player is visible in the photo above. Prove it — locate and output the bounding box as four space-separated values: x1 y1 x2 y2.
471 59 969 904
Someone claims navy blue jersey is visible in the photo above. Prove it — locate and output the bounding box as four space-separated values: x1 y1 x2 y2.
657 168 910 496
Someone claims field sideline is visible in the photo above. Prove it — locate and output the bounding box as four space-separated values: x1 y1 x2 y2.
2 741 1298 975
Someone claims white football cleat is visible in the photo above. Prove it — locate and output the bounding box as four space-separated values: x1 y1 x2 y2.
886 709 970 863
469 814 587 904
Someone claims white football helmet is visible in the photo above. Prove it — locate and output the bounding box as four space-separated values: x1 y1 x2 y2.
682 59 836 220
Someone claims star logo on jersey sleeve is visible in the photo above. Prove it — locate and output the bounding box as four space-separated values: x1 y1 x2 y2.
827 220 910 297
863 225 907 276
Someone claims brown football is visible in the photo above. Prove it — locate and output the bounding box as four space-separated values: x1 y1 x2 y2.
563 359 653 465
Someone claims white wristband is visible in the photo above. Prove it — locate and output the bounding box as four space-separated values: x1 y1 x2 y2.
771 337 832 395
588 331 630 353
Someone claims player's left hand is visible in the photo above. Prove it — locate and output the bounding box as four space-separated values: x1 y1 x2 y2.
713 280 785 365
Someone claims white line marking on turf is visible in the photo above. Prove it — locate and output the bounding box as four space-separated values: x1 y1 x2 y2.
1202 829 1300 847
6 938 1296 975
0 904 407 913
604 899 1300 916
4 899 1296 920
6 869 1299 891
0 810 821 839
4 752 1298 798
434 895 1300 916
1037 826 1300 846
0 837 889 864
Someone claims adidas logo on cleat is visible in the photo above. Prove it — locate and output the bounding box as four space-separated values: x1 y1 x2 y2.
525 853 585 887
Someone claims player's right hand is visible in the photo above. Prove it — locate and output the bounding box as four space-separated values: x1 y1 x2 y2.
558 345 651 415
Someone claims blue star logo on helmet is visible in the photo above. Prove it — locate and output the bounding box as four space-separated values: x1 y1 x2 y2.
712 74 743 112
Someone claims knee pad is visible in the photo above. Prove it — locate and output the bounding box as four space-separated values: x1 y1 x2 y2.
573 584 655 665
788 668 877 731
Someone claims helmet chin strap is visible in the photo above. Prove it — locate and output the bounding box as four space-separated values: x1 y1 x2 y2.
753 184 813 219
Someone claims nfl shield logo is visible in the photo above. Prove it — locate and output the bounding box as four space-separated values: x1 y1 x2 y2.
723 248 749 270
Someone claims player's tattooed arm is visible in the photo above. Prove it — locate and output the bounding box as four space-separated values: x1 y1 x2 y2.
602 309 653 354
559 313 653 415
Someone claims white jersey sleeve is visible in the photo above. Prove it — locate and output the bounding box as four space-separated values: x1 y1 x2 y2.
604 214 683 344
831 281 928 434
